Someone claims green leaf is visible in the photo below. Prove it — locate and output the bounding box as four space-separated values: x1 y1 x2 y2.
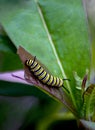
0 0 90 116
0 0 90 79
0 35 16 53
0 80 55 99
17 46 76 116
82 84 95 120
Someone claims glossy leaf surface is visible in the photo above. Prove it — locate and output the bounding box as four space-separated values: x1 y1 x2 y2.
0 0 90 118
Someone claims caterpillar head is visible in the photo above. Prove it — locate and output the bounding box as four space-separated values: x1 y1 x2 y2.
25 59 33 66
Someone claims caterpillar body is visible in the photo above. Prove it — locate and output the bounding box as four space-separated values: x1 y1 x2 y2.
25 56 67 88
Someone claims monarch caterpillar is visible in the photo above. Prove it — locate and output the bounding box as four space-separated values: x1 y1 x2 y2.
25 56 69 89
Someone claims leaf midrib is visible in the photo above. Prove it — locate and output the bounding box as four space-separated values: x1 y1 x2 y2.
35 0 69 86
35 0 79 111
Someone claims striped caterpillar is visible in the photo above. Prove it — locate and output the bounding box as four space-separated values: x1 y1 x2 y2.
25 56 69 88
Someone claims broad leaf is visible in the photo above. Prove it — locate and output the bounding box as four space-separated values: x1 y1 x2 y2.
17 46 76 115
0 0 90 117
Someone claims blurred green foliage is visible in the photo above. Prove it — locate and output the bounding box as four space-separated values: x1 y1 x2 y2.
0 0 93 130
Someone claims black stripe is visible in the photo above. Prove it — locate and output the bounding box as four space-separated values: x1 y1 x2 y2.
31 61 34 66
30 56 36 67
33 66 41 73
46 74 51 84
40 72 47 81
31 56 36 66
37 69 44 77
31 62 38 69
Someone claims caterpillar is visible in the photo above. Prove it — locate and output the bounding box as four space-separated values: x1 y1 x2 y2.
25 56 69 88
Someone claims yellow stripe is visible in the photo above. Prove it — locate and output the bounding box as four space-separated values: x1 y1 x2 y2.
59 78 63 87
47 75 53 85
52 77 56 86
34 67 44 76
38 71 47 80
32 64 40 72
42 73 50 83
29 60 33 66
55 77 59 86
30 61 37 69
26 59 33 66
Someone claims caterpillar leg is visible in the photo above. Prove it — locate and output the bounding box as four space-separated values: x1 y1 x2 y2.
62 79 70 93
63 78 71 81
62 85 69 93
